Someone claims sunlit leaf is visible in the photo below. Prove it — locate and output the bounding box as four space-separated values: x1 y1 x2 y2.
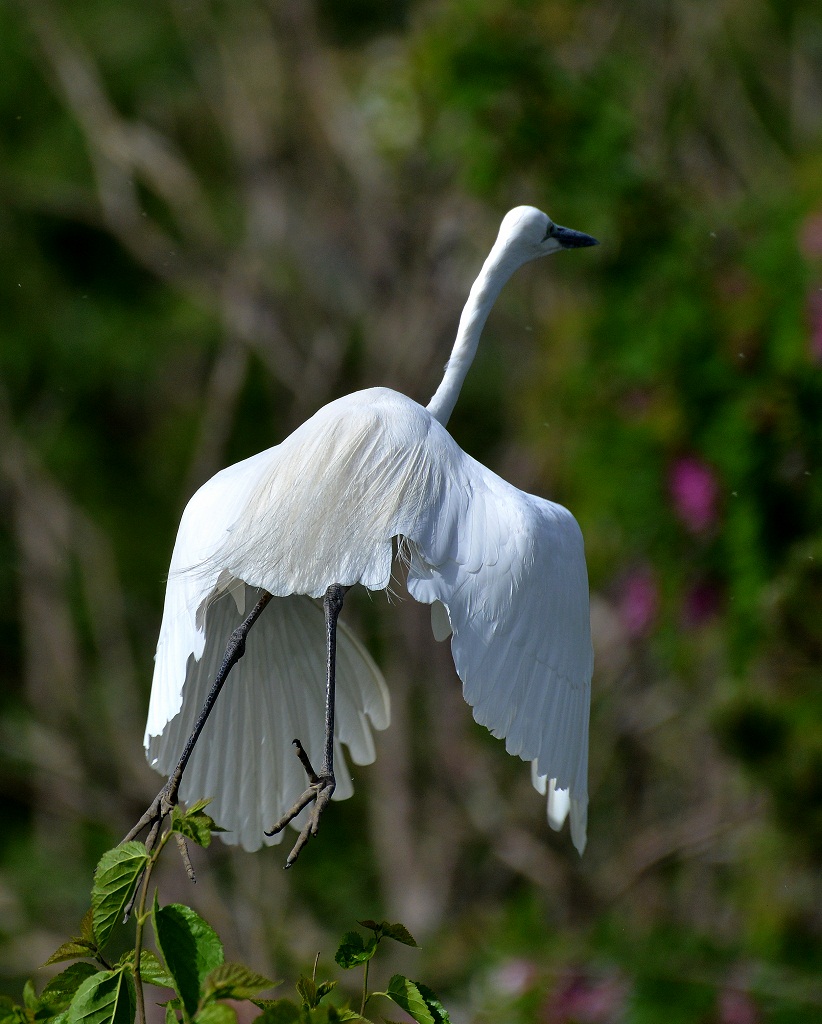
66 970 135 1024
44 942 98 969
201 963 277 1002
42 966 100 1011
22 984 38 1013
171 803 225 850
119 951 174 989
385 977 449 1024
91 845 149 950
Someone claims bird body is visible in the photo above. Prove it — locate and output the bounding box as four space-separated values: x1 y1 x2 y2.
144 207 596 856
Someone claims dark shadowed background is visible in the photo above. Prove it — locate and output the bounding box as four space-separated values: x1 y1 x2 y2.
1 1 821 1021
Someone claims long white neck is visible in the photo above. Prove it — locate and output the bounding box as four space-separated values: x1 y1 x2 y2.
426 238 524 427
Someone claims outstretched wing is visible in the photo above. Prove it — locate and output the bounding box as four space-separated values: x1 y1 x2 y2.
144 449 389 852
405 434 593 853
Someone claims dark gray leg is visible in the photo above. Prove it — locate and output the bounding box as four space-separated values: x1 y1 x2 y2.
124 591 274 853
265 583 346 867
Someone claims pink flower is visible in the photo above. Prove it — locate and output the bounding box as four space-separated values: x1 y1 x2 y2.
544 970 628 1024
669 457 719 533
488 958 538 997
618 566 659 638
718 987 760 1024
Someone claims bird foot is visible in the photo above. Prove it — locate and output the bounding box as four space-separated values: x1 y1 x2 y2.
265 739 336 868
123 772 195 883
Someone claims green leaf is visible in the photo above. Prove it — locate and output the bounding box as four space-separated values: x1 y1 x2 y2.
295 978 316 1011
121 951 174 989
42 965 100 1010
295 978 336 1012
171 803 225 850
377 925 418 949
23 983 38 1012
384 977 449 1024
412 985 449 1024
80 910 96 946
67 970 136 1024
192 1006 236 1024
91 844 149 950
164 1005 179 1024
334 933 378 970
0 997 17 1024
356 923 417 948
153 902 224 1018
315 984 336 1004
44 941 98 968
254 1002 300 1024
201 963 277 1002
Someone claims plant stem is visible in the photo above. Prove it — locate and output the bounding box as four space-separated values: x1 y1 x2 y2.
134 832 170 1024
361 958 370 1017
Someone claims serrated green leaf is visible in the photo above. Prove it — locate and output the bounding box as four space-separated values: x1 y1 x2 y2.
42 965 100 1011
91 844 149 950
130 951 175 989
377 924 418 949
80 911 96 946
327 1010 368 1023
296 978 335 1011
254 1001 300 1024
384 978 434 1024
170 808 216 849
412 985 448 1024
201 963 277 1002
334 933 378 971
66 970 135 1024
192 1005 235 1024
44 941 98 968
295 977 316 1010
45 1012 69 1024
153 903 224 1018
356 922 417 949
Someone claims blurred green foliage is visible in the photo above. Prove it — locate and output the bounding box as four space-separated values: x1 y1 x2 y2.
1 0 822 1021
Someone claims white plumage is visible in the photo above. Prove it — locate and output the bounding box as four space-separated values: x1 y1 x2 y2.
144 206 596 855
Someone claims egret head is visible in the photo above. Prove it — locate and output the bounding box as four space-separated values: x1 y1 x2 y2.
497 206 598 266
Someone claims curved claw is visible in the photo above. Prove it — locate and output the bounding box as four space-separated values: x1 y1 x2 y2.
123 772 181 857
264 739 336 867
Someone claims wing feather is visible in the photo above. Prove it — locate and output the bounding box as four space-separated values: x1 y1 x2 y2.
146 589 388 850
405 431 593 853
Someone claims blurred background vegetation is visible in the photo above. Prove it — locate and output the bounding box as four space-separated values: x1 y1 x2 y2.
1 0 821 1020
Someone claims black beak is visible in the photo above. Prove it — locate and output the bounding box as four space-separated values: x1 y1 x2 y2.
552 224 599 249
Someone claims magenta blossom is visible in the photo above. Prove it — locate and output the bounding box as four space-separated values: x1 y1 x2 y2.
669 456 719 533
544 969 628 1024
618 566 659 639
718 987 760 1024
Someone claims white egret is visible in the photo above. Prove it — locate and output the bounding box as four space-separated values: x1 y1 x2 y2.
128 206 596 865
